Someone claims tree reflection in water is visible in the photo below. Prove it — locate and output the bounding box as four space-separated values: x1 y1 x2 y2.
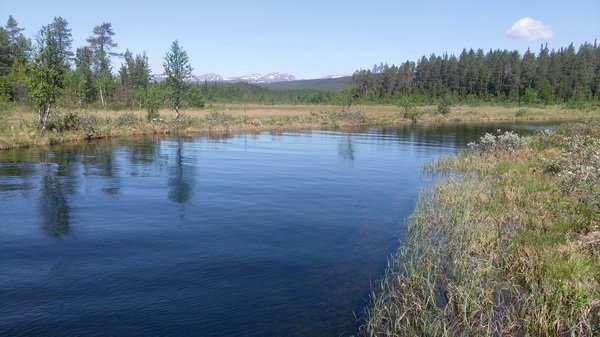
168 139 196 221
39 161 70 238
338 135 355 165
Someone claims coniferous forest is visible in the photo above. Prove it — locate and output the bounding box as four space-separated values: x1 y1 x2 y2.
1 14 599 111
350 43 600 105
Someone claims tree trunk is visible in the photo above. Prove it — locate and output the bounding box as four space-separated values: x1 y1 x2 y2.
41 104 51 131
99 86 105 106
38 108 43 129
175 105 180 121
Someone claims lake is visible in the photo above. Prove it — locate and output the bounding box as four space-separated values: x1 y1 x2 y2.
0 123 547 336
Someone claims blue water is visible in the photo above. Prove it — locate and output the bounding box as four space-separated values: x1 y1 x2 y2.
0 124 544 336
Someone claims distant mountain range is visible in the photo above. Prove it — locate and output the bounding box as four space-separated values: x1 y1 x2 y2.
152 72 349 84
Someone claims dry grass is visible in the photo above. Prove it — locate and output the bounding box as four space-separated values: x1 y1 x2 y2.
160 104 599 122
0 103 598 150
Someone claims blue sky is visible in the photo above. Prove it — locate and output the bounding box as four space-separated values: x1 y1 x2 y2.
2 0 599 79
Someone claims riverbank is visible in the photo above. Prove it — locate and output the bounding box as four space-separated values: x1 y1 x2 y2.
0 103 598 150
362 123 600 336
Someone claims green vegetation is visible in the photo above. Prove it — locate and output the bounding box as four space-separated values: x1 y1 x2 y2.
163 40 192 121
2 14 599 126
362 124 600 336
26 24 65 130
1 13 600 336
352 45 600 106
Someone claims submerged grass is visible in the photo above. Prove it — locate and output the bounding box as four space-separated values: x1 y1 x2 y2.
362 124 600 336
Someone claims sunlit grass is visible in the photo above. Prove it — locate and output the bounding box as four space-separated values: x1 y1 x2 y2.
0 103 598 150
362 123 600 336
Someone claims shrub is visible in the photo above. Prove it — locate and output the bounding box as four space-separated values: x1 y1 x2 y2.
115 112 139 126
437 97 452 115
47 111 82 132
544 132 600 211
61 111 82 131
403 109 420 123
206 111 232 127
80 113 100 134
468 129 527 154
145 86 162 121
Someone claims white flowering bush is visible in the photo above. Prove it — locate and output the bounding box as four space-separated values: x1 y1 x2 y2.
545 134 600 209
468 129 528 154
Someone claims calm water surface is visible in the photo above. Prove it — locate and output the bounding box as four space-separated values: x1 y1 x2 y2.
0 124 546 336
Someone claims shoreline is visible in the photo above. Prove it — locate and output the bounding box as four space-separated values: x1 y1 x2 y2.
1 104 598 151
361 124 600 336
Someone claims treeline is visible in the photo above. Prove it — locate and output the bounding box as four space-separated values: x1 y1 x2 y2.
196 81 338 104
0 14 342 113
351 43 600 105
3 13 600 118
0 15 157 110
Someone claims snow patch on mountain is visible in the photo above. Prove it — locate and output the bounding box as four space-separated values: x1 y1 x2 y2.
152 72 297 84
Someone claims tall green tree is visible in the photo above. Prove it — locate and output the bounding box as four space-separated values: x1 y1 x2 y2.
87 22 118 106
0 27 10 75
118 50 151 107
118 49 134 104
5 15 31 63
86 22 117 73
8 57 27 102
73 46 95 104
27 25 64 130
0 27 11 100
163 40 193 121
49 16 73 68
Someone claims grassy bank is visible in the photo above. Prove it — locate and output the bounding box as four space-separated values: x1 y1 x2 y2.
362 123 600 336
0 103 598 150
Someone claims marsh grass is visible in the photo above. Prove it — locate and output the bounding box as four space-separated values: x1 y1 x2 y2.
363 123 600 336
0 104 598 150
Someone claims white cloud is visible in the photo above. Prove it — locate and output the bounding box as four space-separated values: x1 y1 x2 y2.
506 17 554 40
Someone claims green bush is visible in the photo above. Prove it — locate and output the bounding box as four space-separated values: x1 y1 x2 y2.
437 97 452 115
403 109 420 123
145 86 162 121
115 112 139 126
47 111 83 132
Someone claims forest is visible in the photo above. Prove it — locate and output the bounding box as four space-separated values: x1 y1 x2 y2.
1 14 599 117
351 42 600 105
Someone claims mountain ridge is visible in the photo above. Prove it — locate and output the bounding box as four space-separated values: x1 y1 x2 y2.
152 72 350 84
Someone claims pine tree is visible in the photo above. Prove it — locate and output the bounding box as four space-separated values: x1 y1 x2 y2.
520 48 537 92
5 15 31 62
0 27 10 75
87 22 118 106
49 16 73 69
87 22 117 73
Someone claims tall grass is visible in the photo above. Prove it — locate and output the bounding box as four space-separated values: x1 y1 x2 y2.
362 125 600 336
